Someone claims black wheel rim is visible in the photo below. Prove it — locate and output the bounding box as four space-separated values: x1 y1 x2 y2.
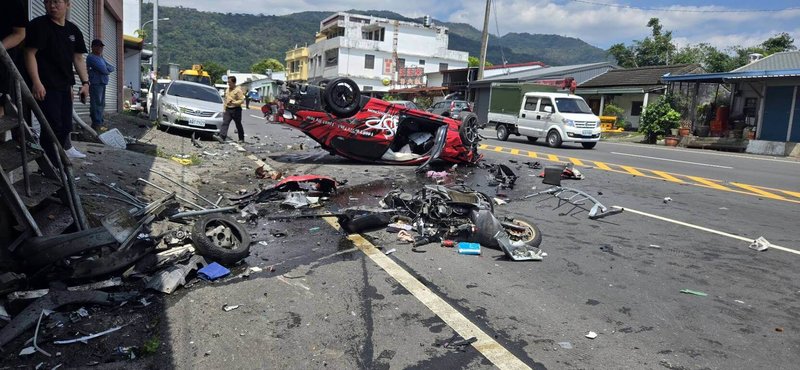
330 83 355 109
462 116 479 143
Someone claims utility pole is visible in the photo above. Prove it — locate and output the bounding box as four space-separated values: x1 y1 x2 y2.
149 0 159 120
392 20 399 88
477 0 491 80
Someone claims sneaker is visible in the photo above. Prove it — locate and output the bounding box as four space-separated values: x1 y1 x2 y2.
65 147 87 159
212 134 225 143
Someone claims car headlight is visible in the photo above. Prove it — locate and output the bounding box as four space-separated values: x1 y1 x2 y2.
162 102 178 112
562 118 575 127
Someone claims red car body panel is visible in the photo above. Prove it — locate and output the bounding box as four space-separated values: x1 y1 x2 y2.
276 97 480 165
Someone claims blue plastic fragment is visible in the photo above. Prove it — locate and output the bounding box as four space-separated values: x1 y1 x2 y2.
198 262 230 281
457 242 481 255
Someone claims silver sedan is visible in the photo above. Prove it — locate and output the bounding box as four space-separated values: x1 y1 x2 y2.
158 81 224 134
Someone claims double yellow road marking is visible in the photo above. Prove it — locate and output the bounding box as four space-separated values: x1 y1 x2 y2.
479 144 800 204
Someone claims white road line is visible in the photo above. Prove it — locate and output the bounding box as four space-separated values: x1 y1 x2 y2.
610 152 734 169
249 115 266 120
323 217 533 370
615 206 800 256
603 141 800 164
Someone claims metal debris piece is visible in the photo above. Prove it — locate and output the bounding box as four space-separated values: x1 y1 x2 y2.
7 278 124 301
385 248 397 255
680 289 707 297
558 342 573 349
585 331 598 339
524 168 622 219
749 236 771 251
663 197 672 203
0 304 9 321
53 326 124 345
281 192 311 209
146 255 208 294
222 304 240 312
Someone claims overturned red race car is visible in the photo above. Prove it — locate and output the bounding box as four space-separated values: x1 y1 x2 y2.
275 78 481 166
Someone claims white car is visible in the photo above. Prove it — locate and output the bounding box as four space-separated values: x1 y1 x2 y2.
157 81 224 134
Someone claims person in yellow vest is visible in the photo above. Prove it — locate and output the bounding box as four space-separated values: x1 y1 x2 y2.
215 75 244 143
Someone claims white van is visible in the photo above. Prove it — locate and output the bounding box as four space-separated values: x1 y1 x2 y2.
489 92 601 149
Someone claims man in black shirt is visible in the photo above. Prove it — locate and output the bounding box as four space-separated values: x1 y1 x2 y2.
0 0 27 118
25 0 90 160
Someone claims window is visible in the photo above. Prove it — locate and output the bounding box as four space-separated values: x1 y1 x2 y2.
439 63 448 71
325 49 338 67
419 59 425 65
363 28 385 41
524 97 538 111
365 54 375 69
555 98 593 114
397 58 405 69
539 98 554 113
631 101 644 116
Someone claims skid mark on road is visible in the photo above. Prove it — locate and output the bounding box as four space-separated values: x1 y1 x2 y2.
323 217 534 370
478 144 800 205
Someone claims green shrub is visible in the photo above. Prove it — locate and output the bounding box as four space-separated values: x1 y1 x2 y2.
603 103 627 128
638 96 680 143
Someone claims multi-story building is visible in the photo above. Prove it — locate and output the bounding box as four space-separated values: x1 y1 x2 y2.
285 46 310 83
306 12 468 95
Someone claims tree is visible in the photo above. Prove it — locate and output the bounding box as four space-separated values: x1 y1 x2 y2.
203 61 226 84
673 43 735 73
468 56 493 67
761 32 796 55
607 18 676 67
251 58 285 73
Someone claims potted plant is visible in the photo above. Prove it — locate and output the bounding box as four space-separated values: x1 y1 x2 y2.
678 119 691 136
638 97 681 144
664 136 680 146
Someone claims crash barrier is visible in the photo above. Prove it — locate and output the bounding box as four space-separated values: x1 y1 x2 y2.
600 116 624 132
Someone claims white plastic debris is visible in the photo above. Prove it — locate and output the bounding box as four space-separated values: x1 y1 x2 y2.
19 346 37 356
99 128 127 149
558 342 572 349
585 331 598 339
749 236 771 251
385 248 397 255
663 197 672 203
222 304 240 312
76 308 89 318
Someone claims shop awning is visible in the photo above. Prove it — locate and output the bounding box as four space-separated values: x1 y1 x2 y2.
662 69 800 83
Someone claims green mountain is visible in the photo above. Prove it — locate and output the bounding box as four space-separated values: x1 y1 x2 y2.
143 5 609 72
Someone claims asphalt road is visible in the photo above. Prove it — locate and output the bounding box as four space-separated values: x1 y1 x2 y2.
158 110 800 369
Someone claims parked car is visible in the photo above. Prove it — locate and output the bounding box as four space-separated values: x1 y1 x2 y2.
157 80 224 134
489 89 600 149
427 99 472 120
276 78 481 166
142 78 172 114
386 100 419 110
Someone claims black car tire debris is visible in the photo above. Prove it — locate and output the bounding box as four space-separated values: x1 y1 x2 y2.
191 215 251 264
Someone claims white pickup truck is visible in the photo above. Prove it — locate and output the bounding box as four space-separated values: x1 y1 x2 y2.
489 91 601 149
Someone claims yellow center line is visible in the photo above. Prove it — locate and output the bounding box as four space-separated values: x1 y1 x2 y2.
569 158 585 167
479 144 489 150
481 144 800 205
510 149 520 155
686 176 731 191
593 161 613 171
650 170 685 184
620 165 647 177
729 182 787 200
322 217 533 370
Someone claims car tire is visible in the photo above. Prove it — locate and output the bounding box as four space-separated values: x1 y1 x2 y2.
322 78 361 118
496 124 510 141
581 142 597 149
458 113 480 147
547 130 562 148
526 136 538 143
191 214 251 264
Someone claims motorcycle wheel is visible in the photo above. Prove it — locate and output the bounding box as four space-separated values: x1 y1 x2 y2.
502 218 542 248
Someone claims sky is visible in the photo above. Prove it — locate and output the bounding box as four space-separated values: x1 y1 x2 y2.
152 0 800 50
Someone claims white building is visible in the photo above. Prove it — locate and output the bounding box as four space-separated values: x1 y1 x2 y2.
307 12 468 94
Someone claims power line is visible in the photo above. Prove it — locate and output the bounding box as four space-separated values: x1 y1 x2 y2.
568 0 800 13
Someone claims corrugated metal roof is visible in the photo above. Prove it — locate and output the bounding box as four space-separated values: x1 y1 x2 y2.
734 51 800 72
579 64 702 88
473 62 616 85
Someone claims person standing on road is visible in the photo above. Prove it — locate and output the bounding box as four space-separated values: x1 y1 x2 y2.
0 0 27 119
86 39 114 131
216 75 244 143
25 0 90 160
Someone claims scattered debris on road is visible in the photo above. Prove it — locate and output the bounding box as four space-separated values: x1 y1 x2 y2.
749 236 771 251
680 289 708 297
585 331 598 339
